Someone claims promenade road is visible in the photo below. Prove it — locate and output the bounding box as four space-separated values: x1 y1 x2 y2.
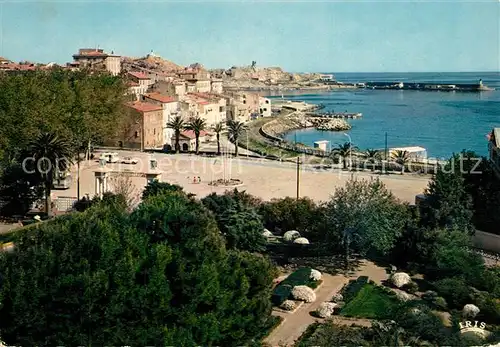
52 150 429 204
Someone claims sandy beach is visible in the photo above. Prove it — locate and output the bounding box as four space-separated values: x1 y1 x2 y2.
53 150 430 205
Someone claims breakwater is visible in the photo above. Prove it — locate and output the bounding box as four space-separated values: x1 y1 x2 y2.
307 112 362 119
362 81 493 92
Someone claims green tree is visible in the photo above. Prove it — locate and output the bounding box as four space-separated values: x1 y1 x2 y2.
142 180 186 200
0 191 276 346
185 116 206 155
0 160 43 217
420 155 474 233
218 206 267 252
202 190 266 252
0 68 127 160
391 150 411 174
454 151 500 235
331 142 357 169
213 121 224 155
324 179 409 266
226 120 246 156
167 115 185 153
258 197 324 239
26 132 73 217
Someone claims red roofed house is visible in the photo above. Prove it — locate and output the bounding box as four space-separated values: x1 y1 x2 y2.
71 48 121 75
142 93 179 146
173 130 208 152
179 93 227 126
0 57 12 65
128 71 154 99
120 101 164 150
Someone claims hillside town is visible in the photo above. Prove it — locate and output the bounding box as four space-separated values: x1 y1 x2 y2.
0 48 281 152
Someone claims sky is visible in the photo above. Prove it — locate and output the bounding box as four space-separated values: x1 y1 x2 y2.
0 0 499 73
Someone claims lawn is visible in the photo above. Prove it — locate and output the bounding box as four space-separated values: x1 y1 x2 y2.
340 283 399 319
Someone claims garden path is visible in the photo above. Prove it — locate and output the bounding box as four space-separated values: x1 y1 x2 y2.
264 260 388 347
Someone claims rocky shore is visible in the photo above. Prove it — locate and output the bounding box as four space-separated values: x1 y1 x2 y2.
314 119 352 131
261 113 351 139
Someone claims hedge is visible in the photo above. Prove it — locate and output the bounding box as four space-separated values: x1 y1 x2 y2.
342 276 369 303
272 267 319 306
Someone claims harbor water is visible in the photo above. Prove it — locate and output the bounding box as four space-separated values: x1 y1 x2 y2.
281 72 500 159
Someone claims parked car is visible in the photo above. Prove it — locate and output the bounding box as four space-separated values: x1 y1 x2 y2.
121 157 138 165
99 152 119 163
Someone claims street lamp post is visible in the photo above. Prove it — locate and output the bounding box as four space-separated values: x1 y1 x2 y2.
344 133 352 170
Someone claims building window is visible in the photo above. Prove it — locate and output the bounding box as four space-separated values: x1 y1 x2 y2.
154 128 156 135
243 100 246 104
266 100 270 104
134 131 139 138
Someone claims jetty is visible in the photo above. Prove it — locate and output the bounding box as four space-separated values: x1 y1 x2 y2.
362 79 493 92
307 111 362 119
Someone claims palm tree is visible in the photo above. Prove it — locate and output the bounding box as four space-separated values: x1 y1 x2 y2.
185 117 206 155
213 122 224 155
392 150 411 175
365 149 381 171
28 132 73 218
167 115 185 153
226 120 247 156
331 142 357 169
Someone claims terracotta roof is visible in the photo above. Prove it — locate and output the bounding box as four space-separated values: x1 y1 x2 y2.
0 57 10 62
180 130 208 139
0 63 36 71
128 71 150 79
144 93 176 103
127 101 162 113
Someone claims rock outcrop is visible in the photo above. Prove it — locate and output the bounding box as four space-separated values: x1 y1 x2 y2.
315 119 351 131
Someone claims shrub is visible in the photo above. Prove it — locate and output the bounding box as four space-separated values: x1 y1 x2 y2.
272 284 293 306
332 293 344 303
310 269 321 281
422 290 438 301
402 281 419 294
462 304 480 318
475 294 500 325
390 272 411 288
291 285 316 303
294 237 310 245
392 289 413 302
263 229 273 237
316 302 337 318
283 230 300 242
433 277 470 309
433 297 448 310
342 276 369 303
280 300 296 311
272 268 320 306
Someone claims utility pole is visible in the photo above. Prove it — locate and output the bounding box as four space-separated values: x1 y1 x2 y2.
77 157 80 201
296 156 300 200
384 132 388 161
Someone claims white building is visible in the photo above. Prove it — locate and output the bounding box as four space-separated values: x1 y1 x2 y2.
389 146 427 161
259 97 272 117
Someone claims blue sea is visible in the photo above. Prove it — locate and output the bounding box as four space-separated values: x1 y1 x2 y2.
279 72 500 159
